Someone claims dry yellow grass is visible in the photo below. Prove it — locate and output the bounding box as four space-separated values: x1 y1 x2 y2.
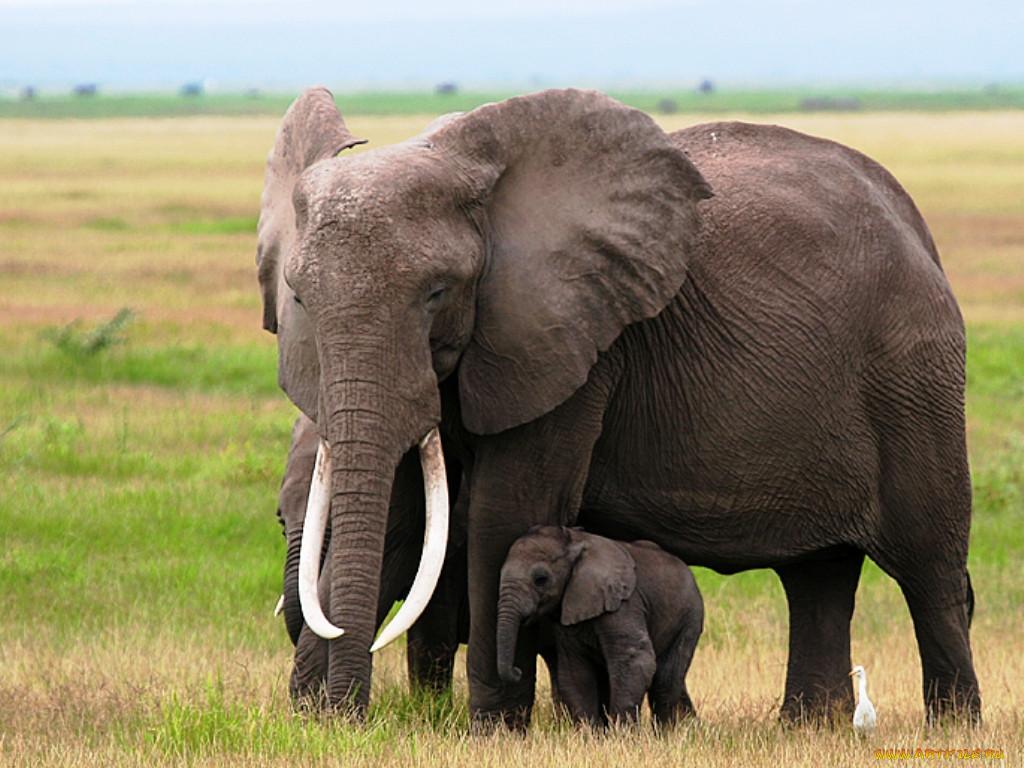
1 598 1019 767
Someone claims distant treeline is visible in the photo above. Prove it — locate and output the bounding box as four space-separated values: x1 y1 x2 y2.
2 85 1023 119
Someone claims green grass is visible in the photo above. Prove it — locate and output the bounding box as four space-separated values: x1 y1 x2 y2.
2 84 1023 120
24 337 277 395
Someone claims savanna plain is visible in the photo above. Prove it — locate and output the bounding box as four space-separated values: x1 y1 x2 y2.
1 103 1023 767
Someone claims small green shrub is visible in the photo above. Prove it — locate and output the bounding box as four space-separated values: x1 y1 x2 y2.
41 308 137 358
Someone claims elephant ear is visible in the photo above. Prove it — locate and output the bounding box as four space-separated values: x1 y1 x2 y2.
561 532 637 626
431 88 712 435
256 86 366 334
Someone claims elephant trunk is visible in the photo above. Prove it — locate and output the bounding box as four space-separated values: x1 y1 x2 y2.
301 329 444 714
321 421 396 711
496 589 527 684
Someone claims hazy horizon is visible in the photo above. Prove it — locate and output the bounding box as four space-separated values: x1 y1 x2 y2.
2 0 1021 94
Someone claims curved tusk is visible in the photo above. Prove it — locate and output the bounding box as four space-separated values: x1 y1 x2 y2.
273 594 285 617
370 427 449 652
298 439 344 639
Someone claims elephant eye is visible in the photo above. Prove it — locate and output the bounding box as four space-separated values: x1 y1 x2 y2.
532 571 551 589
425 283 450 306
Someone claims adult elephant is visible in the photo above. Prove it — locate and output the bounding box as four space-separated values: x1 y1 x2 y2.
256 86 980 726
274 412 469 697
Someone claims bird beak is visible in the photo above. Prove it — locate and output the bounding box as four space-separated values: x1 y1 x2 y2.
848 669 856 677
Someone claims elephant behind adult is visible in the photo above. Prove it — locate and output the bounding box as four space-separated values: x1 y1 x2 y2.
256 87 979 725
276 413 469 697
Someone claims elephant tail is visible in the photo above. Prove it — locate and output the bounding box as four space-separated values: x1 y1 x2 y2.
966 569 975 628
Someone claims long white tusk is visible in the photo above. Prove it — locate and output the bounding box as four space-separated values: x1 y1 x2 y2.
370 427 449 652
298 439 344 639
274 594 285 617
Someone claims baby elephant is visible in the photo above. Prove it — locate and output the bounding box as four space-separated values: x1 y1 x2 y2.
496 525 703 726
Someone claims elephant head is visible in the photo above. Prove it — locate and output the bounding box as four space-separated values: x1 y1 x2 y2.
496 526 637 684
257 86 367 420
258 86 711 713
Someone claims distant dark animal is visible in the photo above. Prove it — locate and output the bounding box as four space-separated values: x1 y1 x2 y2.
800 96 861 111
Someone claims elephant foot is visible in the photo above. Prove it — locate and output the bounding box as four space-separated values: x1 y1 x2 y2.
290 687 370 723
288 663 370 722
406 637 458 696
469 705 532 735
651 694 697 727
779 689 854 727
289 681 330 714
925 679 982 727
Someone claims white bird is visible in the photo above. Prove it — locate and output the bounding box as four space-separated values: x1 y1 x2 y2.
850 665 877 736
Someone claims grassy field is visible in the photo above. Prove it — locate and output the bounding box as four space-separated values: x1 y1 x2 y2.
1 105 1022 765
2 84 1024 120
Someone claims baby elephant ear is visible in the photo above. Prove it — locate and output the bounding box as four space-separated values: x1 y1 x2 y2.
561 533 637 626
256 87 366 333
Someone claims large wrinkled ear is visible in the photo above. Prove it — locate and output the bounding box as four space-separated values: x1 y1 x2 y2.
430 89 712 435
256 87 366 334
561 532 637 626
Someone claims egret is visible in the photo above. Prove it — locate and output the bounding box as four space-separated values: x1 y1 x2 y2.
850 665 877 736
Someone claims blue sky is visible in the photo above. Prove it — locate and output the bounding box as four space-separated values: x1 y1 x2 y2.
1 0 1021 92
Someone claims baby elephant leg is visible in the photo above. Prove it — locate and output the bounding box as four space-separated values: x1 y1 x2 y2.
649 622 702 725
556 644 604 727
600 630 657 724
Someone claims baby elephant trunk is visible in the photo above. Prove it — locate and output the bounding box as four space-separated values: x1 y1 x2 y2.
496 593 525 684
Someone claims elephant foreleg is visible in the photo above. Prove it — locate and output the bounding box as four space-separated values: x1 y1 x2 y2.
775 548 864 724
406 540 469 694
597 626 656 725
555 642 604 727
290 625 330 706
464 365 615 728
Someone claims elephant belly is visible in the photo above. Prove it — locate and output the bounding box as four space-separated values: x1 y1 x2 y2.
580 328 877 572
577 484 863 574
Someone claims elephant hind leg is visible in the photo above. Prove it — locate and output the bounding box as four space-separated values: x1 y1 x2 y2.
864 334 979 722
872 555 980 723
867 445 979 720
903 585 980 723
648 623 701 725
775 548 864 724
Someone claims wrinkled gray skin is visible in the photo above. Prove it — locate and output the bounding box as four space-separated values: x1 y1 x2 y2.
256 86 979 726
275 413 469 697
497 526 703 726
